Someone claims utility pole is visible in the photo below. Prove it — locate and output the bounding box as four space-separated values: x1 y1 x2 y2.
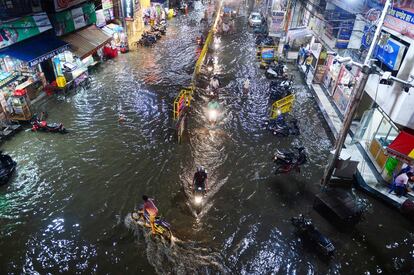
320 0 392 186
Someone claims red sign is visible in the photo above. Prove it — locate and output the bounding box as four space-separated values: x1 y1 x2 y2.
54 0 87 12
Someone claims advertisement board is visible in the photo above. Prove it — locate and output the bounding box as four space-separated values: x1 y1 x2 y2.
268 10 285 37
0 13 52 49
54 0 87 12
375 38 406 71
122 0 135 20
52 3 97 36
368 0 414 39
261 48 275 60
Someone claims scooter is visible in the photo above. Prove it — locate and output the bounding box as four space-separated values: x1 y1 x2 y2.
31 118 67 134
291 215 335 257
130 205 172 241
273 147 307 174
0 152 16 186
273 119 300 137
265 64 288 79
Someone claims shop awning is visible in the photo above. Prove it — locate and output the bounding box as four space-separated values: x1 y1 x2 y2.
386 131 414 162
61 25 112 60
0 32 69 67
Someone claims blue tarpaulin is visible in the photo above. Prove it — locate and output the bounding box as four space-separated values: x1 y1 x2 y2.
0 32 69 67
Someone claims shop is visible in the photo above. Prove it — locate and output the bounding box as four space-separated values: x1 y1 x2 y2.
331 64 361 114
49 3 113 66
321 54 342 95
60 25 112 66
0 31 69 120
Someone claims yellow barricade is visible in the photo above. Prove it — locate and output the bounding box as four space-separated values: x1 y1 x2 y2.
270 94 295 118
173 87 193 120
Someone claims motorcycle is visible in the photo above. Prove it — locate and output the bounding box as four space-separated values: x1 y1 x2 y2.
265 63 288 79
291 215 335 257
264 116 300 137
269 79 293 101
31 118 67 134
138 32 157 47
256 35 273 46
152 24 166 35
273 147 307 174
130 205 172 241
0 152 16 186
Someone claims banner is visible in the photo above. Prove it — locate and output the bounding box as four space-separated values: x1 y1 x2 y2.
268 11 285 37
102 0 114 10
0 13 52 49
54 0 87 12
51 3 97 36
375 38 406 71
367 0 414 39
122 0 134 20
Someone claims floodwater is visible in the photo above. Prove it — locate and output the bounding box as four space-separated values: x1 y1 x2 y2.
1 2 414 274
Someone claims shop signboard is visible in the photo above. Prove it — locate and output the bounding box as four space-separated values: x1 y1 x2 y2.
122 0 135 20
96 10 107 27
52 3 97 36
261 47 275 60
374 38 406 71
268 10 285 37
0 13 52 49
335 21 354 49
102 0 115 21
368 0 414 39
102 0 114 10
72 7 87 30
54 0 87 12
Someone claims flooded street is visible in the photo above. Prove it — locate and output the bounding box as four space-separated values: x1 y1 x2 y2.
1 2 414 274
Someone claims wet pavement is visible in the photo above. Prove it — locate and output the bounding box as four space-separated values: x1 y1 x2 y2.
1 2 414 274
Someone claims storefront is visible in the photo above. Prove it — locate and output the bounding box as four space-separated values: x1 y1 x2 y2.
60 25 112 66
321 54 342 95
49 3 113 66
0 31 69 120
331 65 361 114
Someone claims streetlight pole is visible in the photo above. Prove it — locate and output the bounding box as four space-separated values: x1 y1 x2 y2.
320 0 392 186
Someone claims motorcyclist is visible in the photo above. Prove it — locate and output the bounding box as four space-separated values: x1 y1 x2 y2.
193 166 208 192
141 195 159 235
210 75 220 90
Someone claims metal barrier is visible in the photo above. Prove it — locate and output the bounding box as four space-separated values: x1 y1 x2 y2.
173 87 193 120
270 94 295 118
171 1 223 143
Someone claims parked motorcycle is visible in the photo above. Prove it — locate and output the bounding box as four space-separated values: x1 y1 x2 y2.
256 35 273 46
152 24 166 35
265 63 288 79
130 205 172 241
291 214 335 257
269 80 293 101
0 152 16 186
31 118 67 134
264 116 300 136
273 147 307 174
138 32 157 47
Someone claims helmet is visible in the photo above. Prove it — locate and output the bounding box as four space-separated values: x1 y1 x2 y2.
197 166 206 173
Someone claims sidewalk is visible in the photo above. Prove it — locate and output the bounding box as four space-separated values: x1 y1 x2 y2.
297 64 410 209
